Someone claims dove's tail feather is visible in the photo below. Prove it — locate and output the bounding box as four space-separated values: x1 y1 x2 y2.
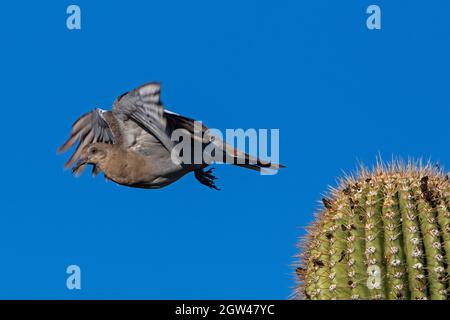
164 111 285 172
222 142 285 173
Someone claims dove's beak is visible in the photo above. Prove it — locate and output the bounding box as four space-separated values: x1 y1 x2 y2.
72 156 89 174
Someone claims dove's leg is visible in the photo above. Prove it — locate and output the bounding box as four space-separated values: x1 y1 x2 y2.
194 168 220 190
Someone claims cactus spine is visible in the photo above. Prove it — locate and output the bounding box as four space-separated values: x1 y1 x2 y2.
295 161 450 300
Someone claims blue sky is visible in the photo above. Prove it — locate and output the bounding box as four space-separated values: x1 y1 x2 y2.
0 0 449 299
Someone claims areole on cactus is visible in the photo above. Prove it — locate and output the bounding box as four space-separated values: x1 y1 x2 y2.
295 160 450 300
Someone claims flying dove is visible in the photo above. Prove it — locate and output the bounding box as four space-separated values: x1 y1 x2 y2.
58 82 284 189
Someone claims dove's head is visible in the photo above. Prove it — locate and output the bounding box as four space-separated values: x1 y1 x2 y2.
85 143 110 163
72 143 111 174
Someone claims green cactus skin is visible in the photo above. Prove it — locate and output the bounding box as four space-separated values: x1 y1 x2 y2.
295 161 450 300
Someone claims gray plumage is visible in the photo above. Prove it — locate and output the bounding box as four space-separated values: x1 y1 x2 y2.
59 82 284 189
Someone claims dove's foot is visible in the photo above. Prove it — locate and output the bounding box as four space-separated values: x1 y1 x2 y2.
194 168 220 190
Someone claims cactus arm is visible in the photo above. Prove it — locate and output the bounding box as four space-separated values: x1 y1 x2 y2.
328 198 351 299
303 215 332 299
416 196 447 300
364 180 387 299
435 202 450 292
435 181 450 291
398 179 427 299
381 177 408 299
297 161 450 300
346 185 370 299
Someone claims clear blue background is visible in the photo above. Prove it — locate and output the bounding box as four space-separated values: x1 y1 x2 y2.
0 0 449 299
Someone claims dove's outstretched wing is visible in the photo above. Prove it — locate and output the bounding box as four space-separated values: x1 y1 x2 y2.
58 108 117 174
112 82 174 154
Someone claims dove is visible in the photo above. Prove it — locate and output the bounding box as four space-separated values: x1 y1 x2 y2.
58 82 284 189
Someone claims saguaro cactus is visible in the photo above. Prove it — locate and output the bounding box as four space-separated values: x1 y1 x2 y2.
295 161 450 300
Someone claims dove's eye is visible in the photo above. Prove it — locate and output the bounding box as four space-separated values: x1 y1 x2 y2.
91 148 97 154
